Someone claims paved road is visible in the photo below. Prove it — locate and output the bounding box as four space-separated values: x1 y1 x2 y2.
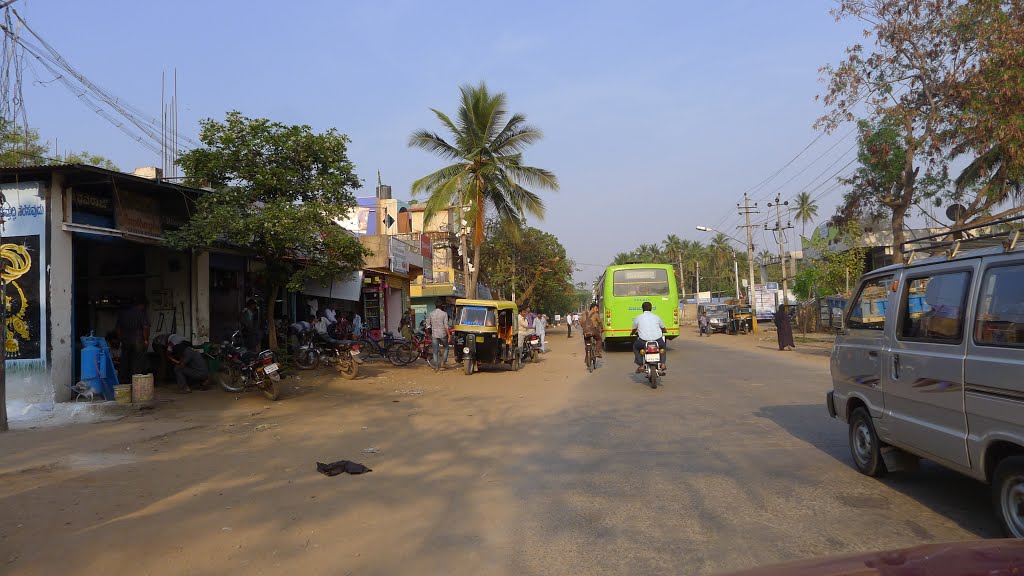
0 327 997 575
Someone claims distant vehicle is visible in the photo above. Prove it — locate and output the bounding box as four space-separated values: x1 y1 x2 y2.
827 216 1024 537
698 303 730 334
596 263 680 344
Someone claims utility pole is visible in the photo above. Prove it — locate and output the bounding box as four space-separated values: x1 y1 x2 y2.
676 254 685 301
695 261 701 303
737 193 759 312
766 194 793 308
733 257 740 302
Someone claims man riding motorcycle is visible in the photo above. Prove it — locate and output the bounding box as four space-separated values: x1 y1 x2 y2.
631 301 666 373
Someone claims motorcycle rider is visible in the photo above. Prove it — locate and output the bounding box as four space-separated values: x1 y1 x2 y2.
631 301 666 373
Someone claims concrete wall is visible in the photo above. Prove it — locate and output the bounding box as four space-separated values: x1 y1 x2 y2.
49 175 73 402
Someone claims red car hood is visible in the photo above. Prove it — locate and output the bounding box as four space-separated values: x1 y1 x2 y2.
721 540 1024 576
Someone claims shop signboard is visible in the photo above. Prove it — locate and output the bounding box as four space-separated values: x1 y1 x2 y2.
0 181 47 364
389 237 409 274
115 189 162 237
420 234 431 258
423 258 433 282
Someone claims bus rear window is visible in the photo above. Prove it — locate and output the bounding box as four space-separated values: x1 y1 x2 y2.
613 269 670 297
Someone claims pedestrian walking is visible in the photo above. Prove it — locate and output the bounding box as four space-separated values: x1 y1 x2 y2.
535 313 548 352
566 310 573 338
698 311 711 337
400 308 415 340
774 305 796 351
427 300 450 371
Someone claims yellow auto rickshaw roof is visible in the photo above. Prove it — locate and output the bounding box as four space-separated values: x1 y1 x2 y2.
455 299 518 311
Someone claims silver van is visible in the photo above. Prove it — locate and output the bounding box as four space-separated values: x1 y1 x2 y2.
827 221 1024 536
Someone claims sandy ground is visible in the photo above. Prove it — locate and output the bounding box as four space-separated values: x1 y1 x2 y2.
0 325 993 575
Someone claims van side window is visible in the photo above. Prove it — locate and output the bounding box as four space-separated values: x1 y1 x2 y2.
847 276 892 331
975 264 1024 348
899 271 970 342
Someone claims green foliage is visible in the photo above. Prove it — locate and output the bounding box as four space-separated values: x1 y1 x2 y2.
62 150 119 171
792 222 866 299
791 191 818 237
166 111 367 295
478 219 574 314
0 120 49 167
409 82 558 298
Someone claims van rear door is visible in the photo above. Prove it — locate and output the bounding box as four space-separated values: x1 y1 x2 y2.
884 260 977 469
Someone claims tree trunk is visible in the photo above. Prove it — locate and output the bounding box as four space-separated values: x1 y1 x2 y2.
470 240 482 298
267 284 279 351
460 231 473 299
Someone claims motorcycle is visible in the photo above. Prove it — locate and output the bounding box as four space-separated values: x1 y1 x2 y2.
215 332 283 400
640 340 664 389
522 332 542 363
293 331 361 380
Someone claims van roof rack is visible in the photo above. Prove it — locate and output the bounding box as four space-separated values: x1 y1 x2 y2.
900 214 1024 261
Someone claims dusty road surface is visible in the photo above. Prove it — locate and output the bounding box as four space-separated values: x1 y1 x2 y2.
0 326 997 575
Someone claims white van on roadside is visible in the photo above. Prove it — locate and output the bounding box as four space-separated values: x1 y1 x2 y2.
827 219 1024 536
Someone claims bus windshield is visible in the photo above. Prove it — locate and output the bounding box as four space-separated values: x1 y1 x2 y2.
613 268 670 297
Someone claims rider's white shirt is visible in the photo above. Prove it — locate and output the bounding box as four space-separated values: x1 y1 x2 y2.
632 311 665 340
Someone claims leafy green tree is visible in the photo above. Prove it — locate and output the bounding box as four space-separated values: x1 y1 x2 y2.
792 222 866 299
166 111 367 348
0 120 48 167
817 0 980 262
791 191 818 237
478 220 574 313
409 82 558 298
63 151 119 171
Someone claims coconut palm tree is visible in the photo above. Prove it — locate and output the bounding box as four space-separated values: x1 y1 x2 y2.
792 191 819 237
409 82 558 298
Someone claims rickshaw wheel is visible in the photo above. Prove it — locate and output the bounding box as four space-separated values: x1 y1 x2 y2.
464 357 474 375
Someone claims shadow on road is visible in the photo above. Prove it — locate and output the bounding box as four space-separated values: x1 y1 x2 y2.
756 403 999 538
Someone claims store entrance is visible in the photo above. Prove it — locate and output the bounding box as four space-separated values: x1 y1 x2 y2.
72 235 193 383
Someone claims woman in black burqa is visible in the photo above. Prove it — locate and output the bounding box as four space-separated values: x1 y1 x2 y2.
774 305 796 351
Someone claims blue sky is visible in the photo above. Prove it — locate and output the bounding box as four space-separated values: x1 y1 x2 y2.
14 0 866 283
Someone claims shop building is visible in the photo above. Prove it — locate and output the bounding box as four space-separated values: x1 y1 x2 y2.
0 164 248 408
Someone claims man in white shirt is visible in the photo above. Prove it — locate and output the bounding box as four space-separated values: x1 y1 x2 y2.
324 303 337 324
631 301 666 373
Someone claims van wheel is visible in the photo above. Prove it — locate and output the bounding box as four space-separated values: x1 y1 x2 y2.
992 456 1024 538
849 407 887 477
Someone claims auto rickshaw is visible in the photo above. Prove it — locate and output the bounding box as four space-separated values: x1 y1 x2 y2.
728 305 756 334
452 299 521 375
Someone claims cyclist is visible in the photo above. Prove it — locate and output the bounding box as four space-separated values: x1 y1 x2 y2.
580 302 604 363
631 301 666 373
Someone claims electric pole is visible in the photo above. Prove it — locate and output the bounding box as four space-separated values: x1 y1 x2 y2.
695 261 701 303
766 194 793 308
737 193 759 311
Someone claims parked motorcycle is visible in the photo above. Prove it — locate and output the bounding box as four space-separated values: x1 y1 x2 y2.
215 332 283 400
522 332 542 363
293 332 361 379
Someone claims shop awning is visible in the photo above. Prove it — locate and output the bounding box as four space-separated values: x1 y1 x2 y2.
303 272 363 301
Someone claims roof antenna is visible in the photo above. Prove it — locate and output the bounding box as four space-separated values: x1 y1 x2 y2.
378 170 382 187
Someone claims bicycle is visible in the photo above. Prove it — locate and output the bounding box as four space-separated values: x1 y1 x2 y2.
584 334 598 373
357 331 415 365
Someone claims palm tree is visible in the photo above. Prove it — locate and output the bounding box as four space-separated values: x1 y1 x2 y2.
792 191 819 237
709 233 733 271
409 82 559 298
662 234 685 292
635 243 662 263
611 252 634 266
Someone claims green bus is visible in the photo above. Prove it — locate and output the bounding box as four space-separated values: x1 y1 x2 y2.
596 263 680 344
